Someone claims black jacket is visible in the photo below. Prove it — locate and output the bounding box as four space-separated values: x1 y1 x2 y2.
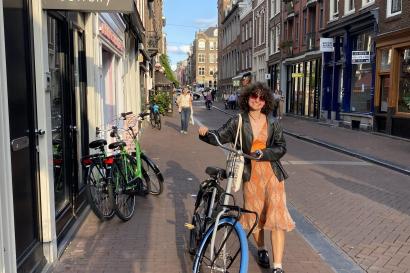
200 112 289 182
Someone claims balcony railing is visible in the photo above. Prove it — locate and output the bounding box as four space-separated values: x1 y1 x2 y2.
306 32 316 51
280 40 293 57
146 31 160 55
286 1 295 19
306 0 318 8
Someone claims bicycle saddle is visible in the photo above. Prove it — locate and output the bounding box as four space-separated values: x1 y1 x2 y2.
108 141 126 150
89 139 107 149
205 167 227 180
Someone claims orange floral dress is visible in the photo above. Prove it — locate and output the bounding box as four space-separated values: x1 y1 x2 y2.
240 121 295 233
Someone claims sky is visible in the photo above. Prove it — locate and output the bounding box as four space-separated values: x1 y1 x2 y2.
164 0 217 70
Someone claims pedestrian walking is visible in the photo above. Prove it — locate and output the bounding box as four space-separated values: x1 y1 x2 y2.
228 93 236 109
176 87 192 134
198 82 295 273
273 90 281 118
223 92 230 109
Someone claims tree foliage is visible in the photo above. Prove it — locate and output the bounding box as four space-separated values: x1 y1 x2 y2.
159 54 179 87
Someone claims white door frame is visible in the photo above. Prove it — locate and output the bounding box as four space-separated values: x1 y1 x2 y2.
0 0 18 272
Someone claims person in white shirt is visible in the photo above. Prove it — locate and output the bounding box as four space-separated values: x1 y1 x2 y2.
176 87 193 134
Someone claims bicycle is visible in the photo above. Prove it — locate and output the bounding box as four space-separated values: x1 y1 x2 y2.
81 136 115 221
119 112 164 196
189 132 260 273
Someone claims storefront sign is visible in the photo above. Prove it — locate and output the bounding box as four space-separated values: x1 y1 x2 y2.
320 38 334 52
42 0 134 13
291 73 304 78
100 22 125 52
352 51 371 64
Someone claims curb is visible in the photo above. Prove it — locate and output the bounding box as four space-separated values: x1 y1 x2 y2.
213 105 410 176
284 130 410 176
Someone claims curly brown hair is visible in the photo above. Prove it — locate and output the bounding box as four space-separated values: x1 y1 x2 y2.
239 82 274 114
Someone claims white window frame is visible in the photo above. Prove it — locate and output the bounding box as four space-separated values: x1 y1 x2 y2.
361 0 374 8
209 53 215 63
198 53 205 63
198 39 206 50
270 0 280 18
387 0 402 17
344 0 355 15
210 41 215 50
330 0 339 20
198 67 205 76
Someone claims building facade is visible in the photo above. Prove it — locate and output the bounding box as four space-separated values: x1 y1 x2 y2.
218 0 241 94
0 0 164 272
374 0 410 138
282 0 323 119
192 27 218 89
252 0 268 83
239 0 253 79
267 0 282 92
321 0 378 128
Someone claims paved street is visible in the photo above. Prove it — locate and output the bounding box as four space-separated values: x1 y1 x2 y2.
50 102 410 273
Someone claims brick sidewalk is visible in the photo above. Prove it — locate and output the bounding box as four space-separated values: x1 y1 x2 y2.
50 112 333 273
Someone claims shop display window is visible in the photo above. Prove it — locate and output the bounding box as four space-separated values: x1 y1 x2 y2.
398 48 410 113
351 32 373 113
380 76 390 112
380 49 392 72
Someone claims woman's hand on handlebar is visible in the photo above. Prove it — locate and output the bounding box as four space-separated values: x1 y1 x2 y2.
198 126 209 136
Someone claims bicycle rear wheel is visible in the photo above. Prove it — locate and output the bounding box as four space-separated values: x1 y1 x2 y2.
156 115 161 130
85 163 114 220
141 153 163 195
193 218 248 273
109 155 137 221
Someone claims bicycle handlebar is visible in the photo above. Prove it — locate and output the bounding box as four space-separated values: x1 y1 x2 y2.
207 132 262 160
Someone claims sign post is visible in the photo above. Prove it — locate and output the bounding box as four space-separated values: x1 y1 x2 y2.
42 0 134 12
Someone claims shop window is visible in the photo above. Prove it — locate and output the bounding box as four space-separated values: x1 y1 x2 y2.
380 49 392 72
380 76 390 112
398 48 410 113
351 32 373 113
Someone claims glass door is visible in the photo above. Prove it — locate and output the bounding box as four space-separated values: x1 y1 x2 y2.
3 0 46 271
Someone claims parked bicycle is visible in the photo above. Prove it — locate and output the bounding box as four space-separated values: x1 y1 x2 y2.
188 132 259 273
81 111 164 222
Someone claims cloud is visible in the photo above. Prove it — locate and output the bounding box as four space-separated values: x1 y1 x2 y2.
167 45 191 55
194 17 217 27
171 64 177 71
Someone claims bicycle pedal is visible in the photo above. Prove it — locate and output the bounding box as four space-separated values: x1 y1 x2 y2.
184 223 195 230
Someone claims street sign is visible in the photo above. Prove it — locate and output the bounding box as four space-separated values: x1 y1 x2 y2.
291 73 304 78
352 51 371 64
42 0 134 13
320 38 334 52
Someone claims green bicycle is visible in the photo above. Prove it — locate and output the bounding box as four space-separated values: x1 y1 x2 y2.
108 112 164 221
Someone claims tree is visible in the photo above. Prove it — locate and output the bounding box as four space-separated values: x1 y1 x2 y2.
160 54 179 87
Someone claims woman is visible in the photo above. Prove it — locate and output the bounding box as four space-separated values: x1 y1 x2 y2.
198 82 295 273
177 87 193 134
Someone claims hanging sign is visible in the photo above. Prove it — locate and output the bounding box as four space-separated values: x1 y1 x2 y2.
265 73 271 80
352 51 371 64
42 0 134 13
320 38 334 52
291 73 304 78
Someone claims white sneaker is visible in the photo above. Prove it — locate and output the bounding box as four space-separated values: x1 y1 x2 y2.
183 131 188 134
180 130 184 134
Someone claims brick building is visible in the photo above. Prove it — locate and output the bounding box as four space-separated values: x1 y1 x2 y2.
282 0 323 119
192 27 218 89
374 0 410 138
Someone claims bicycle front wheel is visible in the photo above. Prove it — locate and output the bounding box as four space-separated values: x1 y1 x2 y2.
85 163 114 220
193 218 248 273
109 155 137 221
141 154 164 195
